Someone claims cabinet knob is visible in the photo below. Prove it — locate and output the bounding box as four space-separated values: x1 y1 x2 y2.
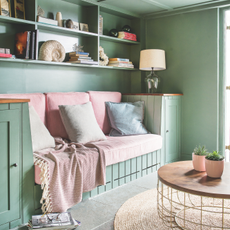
12 163 18 167
166 130 169 133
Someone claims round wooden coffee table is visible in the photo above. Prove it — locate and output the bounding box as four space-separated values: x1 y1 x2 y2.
157 161 230 229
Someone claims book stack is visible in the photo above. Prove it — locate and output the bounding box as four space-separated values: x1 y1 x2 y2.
67 51 98 65
108 58 134 68
0 48 13 58
118 32 137 41
28 212 80 230
15 30 39 60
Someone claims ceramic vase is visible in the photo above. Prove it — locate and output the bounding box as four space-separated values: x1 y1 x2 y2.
192 153 206 171
56 12 62 27
205 158 224 178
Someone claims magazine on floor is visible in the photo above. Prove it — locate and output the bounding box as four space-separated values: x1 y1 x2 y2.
28 212 80 229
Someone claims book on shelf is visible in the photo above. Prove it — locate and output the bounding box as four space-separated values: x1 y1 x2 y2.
99 15 103 35
67 60 98 65
69 51 89 57
28 212 80 229
109 58 129 62
69 56 92 61
108 60 131 64
15 30 39 60
118 31 137 41
34 30 39 60
108 62 134 68
0 53 12 58
37 16 58 26
29 31 35 60
15 31 31 59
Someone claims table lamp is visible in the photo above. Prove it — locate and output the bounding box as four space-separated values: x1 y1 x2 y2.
139 49 166 93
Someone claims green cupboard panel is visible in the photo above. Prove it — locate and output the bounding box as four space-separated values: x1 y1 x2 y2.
0 109 20 225
164 96 181 163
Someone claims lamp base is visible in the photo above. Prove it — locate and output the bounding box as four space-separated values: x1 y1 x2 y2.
145 70 161 93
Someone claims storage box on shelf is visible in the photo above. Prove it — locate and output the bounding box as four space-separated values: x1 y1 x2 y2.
0 0 141 71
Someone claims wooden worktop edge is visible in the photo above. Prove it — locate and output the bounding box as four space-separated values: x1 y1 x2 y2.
0 98 30 104
122 93 183 96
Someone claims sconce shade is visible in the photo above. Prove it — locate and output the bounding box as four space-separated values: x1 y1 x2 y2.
139 49 166 71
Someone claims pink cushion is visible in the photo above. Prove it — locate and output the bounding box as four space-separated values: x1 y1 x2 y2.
0 93 46 124
35 134 162 184
92 134 162 166
88 91 121 134
46 92 89 139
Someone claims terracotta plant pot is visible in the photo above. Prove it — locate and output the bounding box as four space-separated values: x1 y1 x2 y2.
205 158 224 178
192 153 206 171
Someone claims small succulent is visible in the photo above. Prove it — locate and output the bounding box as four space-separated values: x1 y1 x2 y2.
193 145 208 156
205 151 224 161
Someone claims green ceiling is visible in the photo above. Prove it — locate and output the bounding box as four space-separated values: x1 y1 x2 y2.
84 0 229 16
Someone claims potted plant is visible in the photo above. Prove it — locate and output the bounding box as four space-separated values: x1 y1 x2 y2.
192 145 208 171
205 151 225 178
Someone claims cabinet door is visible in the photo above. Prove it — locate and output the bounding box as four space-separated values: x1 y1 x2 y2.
165 97 181 163
0 109 20 226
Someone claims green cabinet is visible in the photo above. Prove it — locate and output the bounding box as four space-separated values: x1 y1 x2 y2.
0 100 34 230
122 94 182 165
162 96 182 164
0 108 20 227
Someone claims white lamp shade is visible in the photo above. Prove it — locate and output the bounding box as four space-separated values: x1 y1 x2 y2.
139 49 166 71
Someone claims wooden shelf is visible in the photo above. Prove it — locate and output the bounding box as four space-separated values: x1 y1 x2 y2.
0 58 138 71
36 23 98 37
0 15 35 25
100 35 140 44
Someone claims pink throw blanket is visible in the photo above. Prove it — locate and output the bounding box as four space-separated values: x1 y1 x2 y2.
34 138 106 213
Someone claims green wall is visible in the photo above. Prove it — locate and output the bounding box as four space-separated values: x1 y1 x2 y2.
146 9 219 157
0 62 133 93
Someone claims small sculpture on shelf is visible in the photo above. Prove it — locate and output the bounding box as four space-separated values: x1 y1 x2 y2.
39 40 65 62
37 5 45 17
73 43 84 53
109 29 118 37
66 19 74 28
122 25 131 32
99 46 109 66
56 12 62 27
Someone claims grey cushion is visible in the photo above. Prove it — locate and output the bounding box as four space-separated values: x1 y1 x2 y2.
29 106 55 152
105 101 148 136
59 102 106 143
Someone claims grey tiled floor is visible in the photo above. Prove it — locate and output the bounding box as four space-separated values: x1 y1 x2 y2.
69 172 158 230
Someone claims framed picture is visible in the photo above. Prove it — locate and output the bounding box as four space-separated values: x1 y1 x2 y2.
73 21 79 30
0 0 11 17
14 0 25 19
80 23 89 32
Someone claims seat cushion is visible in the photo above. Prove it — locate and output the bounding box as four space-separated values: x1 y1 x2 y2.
45 92 89 139
88 91 122 134
0 93 46 124
92 134 162 166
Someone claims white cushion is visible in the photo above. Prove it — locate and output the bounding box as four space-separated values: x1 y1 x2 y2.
29 106 55 151
59 102 107 143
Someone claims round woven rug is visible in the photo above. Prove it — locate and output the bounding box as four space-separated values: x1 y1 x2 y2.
113 188 230 230
114 189 169 230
